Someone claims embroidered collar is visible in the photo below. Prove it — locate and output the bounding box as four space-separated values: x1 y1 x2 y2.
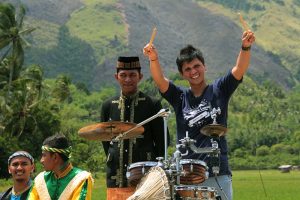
54 163 73 179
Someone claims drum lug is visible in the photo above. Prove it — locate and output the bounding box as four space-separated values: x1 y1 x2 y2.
190 164 194 172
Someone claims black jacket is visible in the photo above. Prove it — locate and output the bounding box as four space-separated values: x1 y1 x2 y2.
101 91 169 187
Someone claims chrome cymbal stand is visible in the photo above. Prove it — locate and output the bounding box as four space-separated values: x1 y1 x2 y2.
167 140 189 199
113 108 171 142
162 109 171 161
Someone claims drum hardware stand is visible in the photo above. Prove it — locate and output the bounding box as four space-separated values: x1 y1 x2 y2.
163 110 170 161
170 143 189 200
108 108 169 188
211 107 221 124
112 108 171 142
207 108 228 200
210 139 220 175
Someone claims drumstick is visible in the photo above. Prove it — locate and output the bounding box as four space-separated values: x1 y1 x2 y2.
149 27 157 46
238 13 249 31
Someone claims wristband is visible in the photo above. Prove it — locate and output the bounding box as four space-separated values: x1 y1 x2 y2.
150 58 158 62
241 45 251 51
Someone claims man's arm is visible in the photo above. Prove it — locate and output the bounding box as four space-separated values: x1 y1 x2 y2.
231 30 256 80
143 44 169 93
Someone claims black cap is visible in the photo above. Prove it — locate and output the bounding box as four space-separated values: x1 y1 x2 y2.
117 56 141 70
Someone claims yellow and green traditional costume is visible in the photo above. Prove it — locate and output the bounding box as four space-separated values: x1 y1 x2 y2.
27 146 93 200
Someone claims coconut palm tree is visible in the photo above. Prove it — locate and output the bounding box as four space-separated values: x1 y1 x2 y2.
0 2 37 136
0 2 35 91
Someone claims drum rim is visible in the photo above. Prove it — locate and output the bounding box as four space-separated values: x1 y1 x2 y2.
128 161 160 169
180 159 207 167
175 185 216 191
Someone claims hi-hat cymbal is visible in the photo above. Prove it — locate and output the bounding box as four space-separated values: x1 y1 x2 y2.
78 121 144 141
200 124 227 137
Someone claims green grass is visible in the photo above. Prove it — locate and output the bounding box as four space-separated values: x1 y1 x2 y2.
92 170 300 200
1 170 299 200
233 170 300 200
91 173 106 200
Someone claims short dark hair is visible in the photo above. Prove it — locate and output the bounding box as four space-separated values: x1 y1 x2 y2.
176 45 205 73
43 134 70 161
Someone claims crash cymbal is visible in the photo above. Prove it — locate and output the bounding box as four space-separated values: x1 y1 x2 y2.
78 121 144 141
200 124 227 137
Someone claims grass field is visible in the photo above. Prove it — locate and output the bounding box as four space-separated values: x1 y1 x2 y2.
232 170 300 200
1 170 299 200
91 170 300 200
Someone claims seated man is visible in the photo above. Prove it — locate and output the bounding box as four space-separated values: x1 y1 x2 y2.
28 134 93 200
0 151 34 200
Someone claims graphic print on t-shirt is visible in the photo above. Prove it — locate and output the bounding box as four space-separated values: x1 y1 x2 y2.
183 99 211 128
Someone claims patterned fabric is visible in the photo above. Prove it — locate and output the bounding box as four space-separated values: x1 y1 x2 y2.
41 146 72 159
117 57 141 70
8 151 34 165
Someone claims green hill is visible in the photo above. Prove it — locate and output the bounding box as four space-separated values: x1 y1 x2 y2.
4 0 300 89
196 0 300 83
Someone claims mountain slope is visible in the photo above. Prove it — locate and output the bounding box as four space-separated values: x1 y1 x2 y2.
120 0 293 88
196 0 300 83
3 0 298 89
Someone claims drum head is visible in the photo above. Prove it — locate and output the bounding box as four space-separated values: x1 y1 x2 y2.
127 166 171 200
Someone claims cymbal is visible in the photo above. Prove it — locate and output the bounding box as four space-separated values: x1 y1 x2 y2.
78 121 144 141
200 124 227 137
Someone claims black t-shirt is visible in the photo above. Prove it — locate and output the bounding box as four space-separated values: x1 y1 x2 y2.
161 71 242 176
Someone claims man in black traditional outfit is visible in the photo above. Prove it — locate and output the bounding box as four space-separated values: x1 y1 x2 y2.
100 56 169 199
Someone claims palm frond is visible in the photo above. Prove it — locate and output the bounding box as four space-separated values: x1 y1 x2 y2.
19 27 36 36
0 3 16 27
13 39 24 67
0 4 15 30
0 37 11 49
16 5 26 28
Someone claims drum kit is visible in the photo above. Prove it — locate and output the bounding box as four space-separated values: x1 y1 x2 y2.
78 108 227 200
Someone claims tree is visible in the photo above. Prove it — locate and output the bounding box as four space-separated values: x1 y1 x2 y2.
0 3 35 92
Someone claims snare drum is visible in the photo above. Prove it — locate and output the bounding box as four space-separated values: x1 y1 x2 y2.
126 161 160 186
175 185 217 200
180 159 208 185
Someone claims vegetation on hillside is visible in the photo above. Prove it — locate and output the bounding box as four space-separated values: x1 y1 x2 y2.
3 0 299 90
196 0 300 84
66 0 128 63
1 1 300 180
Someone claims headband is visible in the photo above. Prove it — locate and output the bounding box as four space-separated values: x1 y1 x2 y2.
41 146 72 158
8 151 34 165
